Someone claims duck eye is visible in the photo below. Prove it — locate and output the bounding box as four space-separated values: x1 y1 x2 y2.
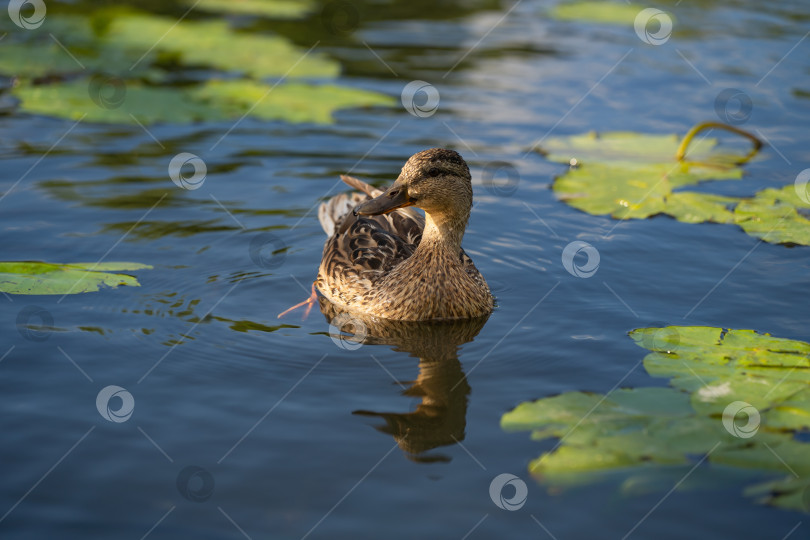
428 168 440 177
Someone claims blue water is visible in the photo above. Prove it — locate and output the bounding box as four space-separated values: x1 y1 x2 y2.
2 0 809 538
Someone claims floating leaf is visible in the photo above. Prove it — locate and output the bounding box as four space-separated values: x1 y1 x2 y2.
13 81 226 124
745 476 810 513
0 10 333 79
544 130 747 222
549 2 651 25
105 14 337 79
502 326 810 513
2 9 394 125
0 15 156 78
14 78 393 125
0 261 152 294
191 79 395 124
542 123 810 246
192 0 314 18
733 185 810 246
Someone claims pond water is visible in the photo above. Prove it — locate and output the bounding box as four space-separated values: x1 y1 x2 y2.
2 0 809 538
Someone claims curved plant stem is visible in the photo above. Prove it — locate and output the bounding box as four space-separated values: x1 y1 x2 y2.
676 121 763 164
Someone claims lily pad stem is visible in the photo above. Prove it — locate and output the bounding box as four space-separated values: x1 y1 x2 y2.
676 122 763 164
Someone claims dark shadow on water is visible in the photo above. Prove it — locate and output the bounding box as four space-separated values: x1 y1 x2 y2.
318 296 489 463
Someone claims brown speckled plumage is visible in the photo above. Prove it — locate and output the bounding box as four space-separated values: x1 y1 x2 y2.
314 148 494 321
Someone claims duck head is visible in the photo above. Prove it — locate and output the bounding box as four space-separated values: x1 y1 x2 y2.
354 148 473 224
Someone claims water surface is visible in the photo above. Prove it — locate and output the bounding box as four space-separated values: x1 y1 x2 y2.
1 0 809 538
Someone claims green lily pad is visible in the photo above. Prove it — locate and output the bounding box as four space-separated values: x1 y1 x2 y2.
105 14 337 79
0 261 152 294
502 326 810 513
192 0 314 18
13 81 225 124
549 2 650 25
0 9 334 80
542 125 810 246
544 130 747 222
4 9 393 125
13 78 393 125
745 476 810 513
191 79 395 124
0 14 153 79
733 185 810 246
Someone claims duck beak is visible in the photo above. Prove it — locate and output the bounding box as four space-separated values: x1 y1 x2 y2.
353 182 414 216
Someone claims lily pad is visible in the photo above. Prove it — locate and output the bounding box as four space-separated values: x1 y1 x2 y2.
3 9 394 125
502 326 810 513
191 80 395 124
0 261 152 294
105 14 337 79
13 81 226 124
745 476 810 513
0 10 334 80
549 2 650 25
192 0 314 18
544 130 748 222
0 15 155 79
733 185 810 246
542 124 810 246
14 78 394 125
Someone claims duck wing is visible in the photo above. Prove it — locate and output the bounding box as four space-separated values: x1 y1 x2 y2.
316 175 425 303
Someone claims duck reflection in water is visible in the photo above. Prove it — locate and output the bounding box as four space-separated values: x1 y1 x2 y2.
318 297 489 463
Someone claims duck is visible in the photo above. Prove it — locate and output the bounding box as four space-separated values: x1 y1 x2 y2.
281 148 494 321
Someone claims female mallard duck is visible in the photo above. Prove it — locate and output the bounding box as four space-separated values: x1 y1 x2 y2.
284 148 493 321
